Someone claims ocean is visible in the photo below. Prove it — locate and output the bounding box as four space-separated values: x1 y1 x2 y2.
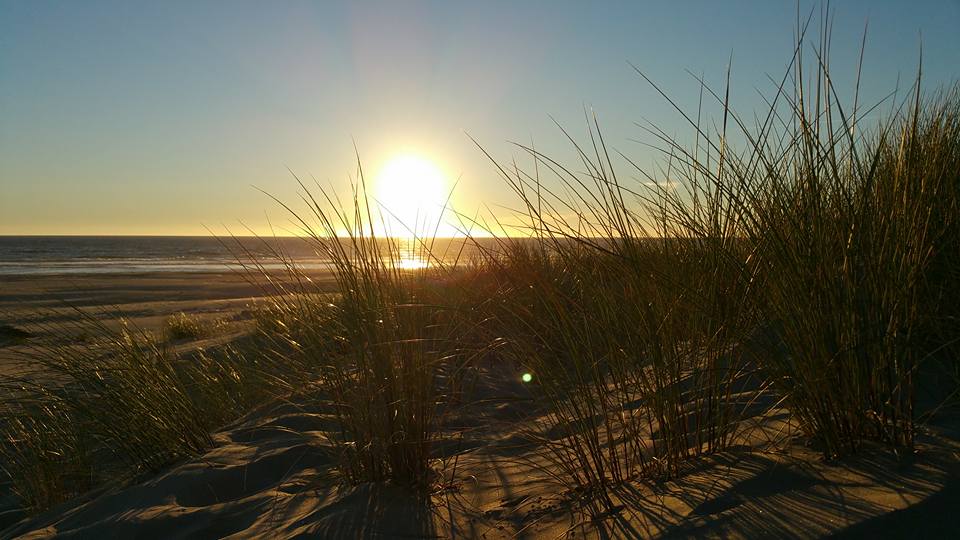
0 236 484 276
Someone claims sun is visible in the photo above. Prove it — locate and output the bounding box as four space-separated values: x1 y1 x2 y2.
374 154 451 237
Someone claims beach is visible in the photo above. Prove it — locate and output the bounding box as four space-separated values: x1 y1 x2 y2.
0 270 334 377
2 3 958 536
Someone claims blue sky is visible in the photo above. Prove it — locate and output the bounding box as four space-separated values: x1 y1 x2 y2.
1 1 957 235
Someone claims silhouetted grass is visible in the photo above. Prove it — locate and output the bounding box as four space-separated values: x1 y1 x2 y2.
457 23 959 513
246 172 478 492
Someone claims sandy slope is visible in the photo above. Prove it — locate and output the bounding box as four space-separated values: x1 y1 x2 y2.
7 400 434 539
5 362 960 539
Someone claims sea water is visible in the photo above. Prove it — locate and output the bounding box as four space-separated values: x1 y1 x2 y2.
0 236 488 276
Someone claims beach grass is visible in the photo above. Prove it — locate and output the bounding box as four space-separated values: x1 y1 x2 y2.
245 172 482 492
0 317 294 512
162 311 209 341
450 25 960 509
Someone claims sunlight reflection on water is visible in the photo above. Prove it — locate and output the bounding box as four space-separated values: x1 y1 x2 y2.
394 256 429 270
390 238 431 270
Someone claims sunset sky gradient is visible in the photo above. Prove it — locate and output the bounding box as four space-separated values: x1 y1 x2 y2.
1 0 958 235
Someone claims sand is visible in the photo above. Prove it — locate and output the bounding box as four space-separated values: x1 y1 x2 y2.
0 271 338 328
5 365 960 539
2 272 960 538
0 271 337 377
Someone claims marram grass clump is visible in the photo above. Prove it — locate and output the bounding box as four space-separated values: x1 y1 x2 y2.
0 318 295 513
248 176 479 492
163 311 209 341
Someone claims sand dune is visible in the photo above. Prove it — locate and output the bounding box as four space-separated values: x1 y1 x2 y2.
3 274 960 538
6 361 959 539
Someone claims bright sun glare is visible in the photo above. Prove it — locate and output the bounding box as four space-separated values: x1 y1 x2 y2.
374 154 450 237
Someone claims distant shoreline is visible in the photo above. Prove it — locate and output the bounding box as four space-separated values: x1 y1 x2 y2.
0 235 496 276
0 270 338 311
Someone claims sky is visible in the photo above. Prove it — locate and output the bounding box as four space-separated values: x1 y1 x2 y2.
1 0 958 236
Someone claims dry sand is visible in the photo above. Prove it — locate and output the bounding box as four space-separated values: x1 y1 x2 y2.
2 273 960 538
6 365 960 539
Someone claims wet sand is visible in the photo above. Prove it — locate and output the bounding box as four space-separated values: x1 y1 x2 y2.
0 270 338 313
0 270 337 375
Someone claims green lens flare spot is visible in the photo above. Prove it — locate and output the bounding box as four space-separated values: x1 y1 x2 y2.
521 373 533 383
